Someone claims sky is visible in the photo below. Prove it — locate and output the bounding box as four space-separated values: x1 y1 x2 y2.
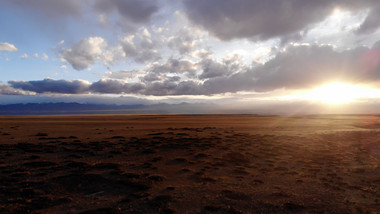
1 0 380 114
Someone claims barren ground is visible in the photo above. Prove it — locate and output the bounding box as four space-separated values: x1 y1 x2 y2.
0 115 379 213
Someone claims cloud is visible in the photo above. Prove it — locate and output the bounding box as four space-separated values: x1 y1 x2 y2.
182 0 380 41
0 42 18 52
20 54 28 59
251 44 380 91
98 14 108 27
137 58 198 84
102 45 125 66
144 80 201 96
89 79 144 94
200 72 254 95
93 0 158 30
106 70 138 80
42 53 49 60
0 84 34 95
9 78 90 94
356 6 380 34
62 27 189 71
94 0 158 23
6 77 200 96
120 33 161 63
201 43 380 94
199 55 243 79
167 27 200 54
3 0 83 18
62 37 108 70
89 78 202 96
149 58 197 75
140 42 380 95
140 72 162 83
3 0 160 35
6 42 380 96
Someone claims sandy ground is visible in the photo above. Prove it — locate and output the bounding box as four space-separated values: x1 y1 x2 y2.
0 115 379 213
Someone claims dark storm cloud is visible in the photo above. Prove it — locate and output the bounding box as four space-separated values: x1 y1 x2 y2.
2 0 159 30
2 0 83 17
93 0 159 30
89 79 201 96
356 6 380 34
4 0 158 22
183 0 379 41
89 79 145 94
9 79 90 94
93 0 158 24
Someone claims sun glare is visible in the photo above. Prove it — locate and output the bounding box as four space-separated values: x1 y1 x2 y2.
309 83 362 104
280 82 380 104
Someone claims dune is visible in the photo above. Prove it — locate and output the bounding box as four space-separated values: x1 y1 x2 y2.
0 115 379 213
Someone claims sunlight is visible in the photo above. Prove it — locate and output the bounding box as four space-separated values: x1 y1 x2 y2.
280 82 380 104
309 83 362 104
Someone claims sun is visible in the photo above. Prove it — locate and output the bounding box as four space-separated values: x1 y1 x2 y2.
280 82 380 104
309 83 361 104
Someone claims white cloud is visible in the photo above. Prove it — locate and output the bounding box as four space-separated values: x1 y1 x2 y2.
42 53 49 60
20 53 29 59
0 42 18 52
33 53 39 58
62 37 108 70
62 36 126 70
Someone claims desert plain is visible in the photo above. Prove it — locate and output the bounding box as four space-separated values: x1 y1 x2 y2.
0 114 379 213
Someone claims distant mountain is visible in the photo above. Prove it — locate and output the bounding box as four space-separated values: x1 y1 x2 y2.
0 102 147 115
0 102 226 115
